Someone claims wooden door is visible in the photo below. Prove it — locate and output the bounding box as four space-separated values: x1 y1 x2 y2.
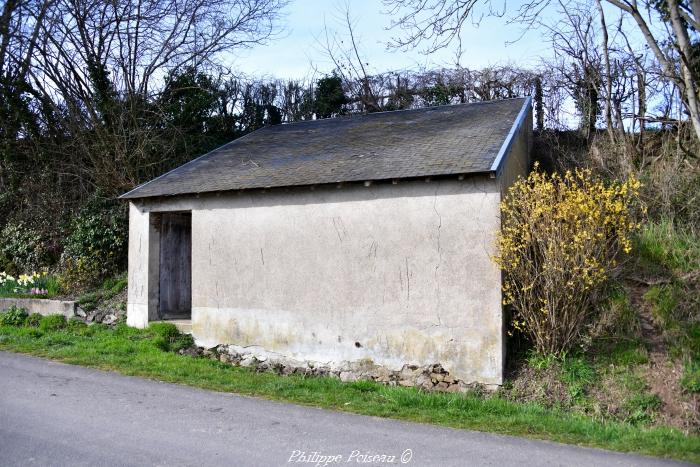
159 212 192 319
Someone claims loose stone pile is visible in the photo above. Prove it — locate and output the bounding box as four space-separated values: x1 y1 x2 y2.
179 344 485 393
74 306 119 325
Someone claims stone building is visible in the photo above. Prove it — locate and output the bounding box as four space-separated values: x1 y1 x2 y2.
121 97 532 386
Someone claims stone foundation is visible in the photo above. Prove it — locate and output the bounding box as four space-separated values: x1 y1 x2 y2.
180 344 494 393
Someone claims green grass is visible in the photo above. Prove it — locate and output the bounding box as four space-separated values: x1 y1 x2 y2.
77 274 127 311
679 325 700 393
525 350 559 370
521 346 656 421
0 321 699 462
634 220 700 274
624 393 663 425
682 359 700 393
561 356 596 401
636 221 699 375
101 275 127 297
644 284 682 327
594 340 649 366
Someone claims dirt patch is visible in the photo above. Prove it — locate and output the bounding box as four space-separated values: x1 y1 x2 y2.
631 281 700 432
499 279 699 433
646 356 699 431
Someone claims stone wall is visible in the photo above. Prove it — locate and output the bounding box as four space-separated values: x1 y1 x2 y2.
181 344 493 392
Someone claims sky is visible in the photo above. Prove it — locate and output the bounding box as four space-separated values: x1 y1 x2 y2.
231 0 554 80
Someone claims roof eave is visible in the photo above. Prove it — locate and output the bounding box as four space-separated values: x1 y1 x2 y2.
119 170 497 201
118 130 263 200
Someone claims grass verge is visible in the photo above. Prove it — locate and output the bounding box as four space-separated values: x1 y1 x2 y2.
0 320 699 463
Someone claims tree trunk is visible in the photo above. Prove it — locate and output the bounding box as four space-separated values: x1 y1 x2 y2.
534 77 544 132
605 0 700 142
667 0 700 142
596 0 615 143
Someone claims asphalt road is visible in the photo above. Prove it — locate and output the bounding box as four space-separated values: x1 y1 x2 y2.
0 351 689 467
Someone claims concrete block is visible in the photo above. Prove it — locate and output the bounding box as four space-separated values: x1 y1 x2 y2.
0 298 76 318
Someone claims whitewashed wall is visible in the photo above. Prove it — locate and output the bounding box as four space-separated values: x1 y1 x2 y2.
127 175 507 384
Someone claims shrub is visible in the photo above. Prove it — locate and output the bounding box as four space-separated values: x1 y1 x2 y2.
0 306 28 326
0 222 47 273
58 257 106 293
25 313 43 327
639 143 700 227
152 336 170 352
148 322 193 352
76 290 101 312
67 318 88 332
59 196 127 291
495 166 640 354
0 253 18 277
149 322 181 339
23 328 44 338
39 314 67 332
170 334 195 353
102 275 127 298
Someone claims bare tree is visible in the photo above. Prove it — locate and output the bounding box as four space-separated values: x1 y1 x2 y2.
382 0 552 53
317 4 385 112
383 0 700 143
602 0 700 143
0 0 288 209
541 2 604 140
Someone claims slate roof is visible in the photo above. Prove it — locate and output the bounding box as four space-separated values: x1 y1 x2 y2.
121 97 530 199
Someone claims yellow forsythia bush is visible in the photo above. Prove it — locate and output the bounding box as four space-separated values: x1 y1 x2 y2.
495 165 641 354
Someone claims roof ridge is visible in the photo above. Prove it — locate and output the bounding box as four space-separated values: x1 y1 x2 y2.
266 96 528 130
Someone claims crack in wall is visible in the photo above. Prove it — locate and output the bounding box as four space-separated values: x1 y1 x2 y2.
405 257 411 304
433 188 443 326
331 216 348 242
332 217 343 242
367 240 378 259
368 239 379 273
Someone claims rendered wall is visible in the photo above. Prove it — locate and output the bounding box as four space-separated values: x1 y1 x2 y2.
127 177 506 384
126 203 160 328
497 106 533 194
